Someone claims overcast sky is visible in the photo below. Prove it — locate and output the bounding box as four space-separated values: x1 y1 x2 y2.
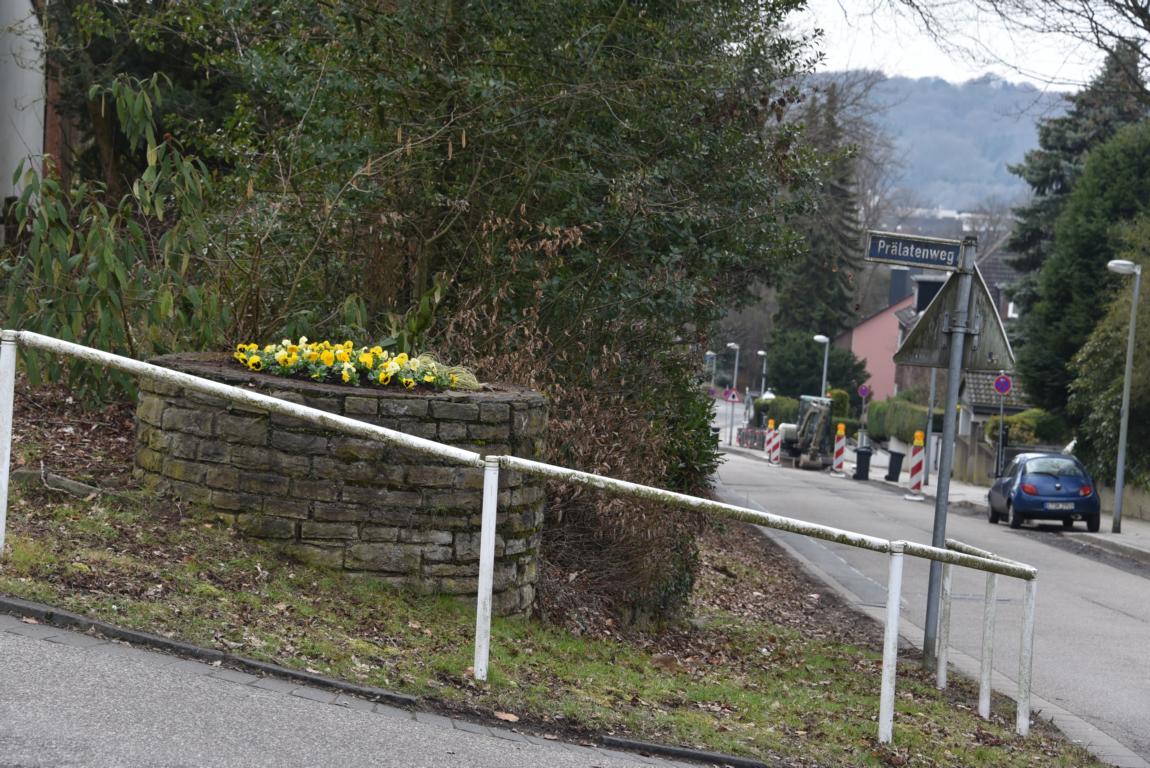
798 1 1103 91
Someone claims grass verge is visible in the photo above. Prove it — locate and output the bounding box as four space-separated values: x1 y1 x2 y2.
0 483 1102 768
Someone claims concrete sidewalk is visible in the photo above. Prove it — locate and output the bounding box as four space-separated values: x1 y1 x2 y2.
0 610 706 768
722 441 1150 567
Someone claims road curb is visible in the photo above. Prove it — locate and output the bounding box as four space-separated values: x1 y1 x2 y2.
0 593 768 767
1075 533 1150 567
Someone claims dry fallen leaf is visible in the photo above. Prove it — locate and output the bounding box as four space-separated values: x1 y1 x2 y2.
494 712 520 723
21 617 39 625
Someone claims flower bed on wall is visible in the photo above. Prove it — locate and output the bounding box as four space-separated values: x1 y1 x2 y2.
134 352 547 616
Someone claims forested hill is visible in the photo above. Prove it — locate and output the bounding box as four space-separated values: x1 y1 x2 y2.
834 73 1067 209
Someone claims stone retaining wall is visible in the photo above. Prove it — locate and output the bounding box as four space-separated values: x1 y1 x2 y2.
134 353 547 615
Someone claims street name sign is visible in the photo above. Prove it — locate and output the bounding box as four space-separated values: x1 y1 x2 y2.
893 265 1015 371
865 231 962 271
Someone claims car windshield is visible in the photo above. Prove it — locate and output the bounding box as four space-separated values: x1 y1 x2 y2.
1023 457 1086 479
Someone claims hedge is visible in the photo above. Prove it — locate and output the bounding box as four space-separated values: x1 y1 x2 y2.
867 399 943 443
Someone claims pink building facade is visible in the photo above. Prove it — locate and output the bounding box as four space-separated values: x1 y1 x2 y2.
833 296 914 401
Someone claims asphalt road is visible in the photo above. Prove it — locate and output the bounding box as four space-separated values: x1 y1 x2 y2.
716 450 1150 767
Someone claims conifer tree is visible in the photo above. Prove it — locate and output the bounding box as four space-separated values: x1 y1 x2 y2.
776 85 864 338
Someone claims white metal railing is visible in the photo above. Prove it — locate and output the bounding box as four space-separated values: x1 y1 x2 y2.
0 330 1038 744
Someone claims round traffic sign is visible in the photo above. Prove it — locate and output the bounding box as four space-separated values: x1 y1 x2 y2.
858 384 871 399
994 374 1012 396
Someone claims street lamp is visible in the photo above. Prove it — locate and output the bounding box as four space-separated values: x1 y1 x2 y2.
813 334 830 396
704 350 717 388
756 349 768 395
726 342 740 445
1107 258 1141 534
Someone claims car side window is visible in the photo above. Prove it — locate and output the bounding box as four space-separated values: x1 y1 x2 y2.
1004 458 1020 479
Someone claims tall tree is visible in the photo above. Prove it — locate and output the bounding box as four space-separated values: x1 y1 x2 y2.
1017 121 1150 416
776 84 864 338
1006 44 1147 320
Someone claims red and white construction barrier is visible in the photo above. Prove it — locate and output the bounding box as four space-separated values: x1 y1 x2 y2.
832 423 846 475
904 430 926 501
766 420 781 466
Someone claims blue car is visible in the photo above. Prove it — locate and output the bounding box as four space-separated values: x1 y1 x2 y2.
988 452 1101 532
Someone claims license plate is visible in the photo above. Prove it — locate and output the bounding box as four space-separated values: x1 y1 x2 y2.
1045 502 1074 511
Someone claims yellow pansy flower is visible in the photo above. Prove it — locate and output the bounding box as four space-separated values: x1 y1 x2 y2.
305 349 320 363
320 349 335 367
275 350 289 366
378 370 392 385
335 348 350 363
233 351 248 364
370 346 384 357
423 373 435 383
286 352 299 366
358 352 374 368
401 377 415 389
247 355 264 371
393 353 408 366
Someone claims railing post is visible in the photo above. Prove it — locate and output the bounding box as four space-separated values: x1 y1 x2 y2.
1017 578 1037 736
0 330 17 555
473 455 501 682
979 573 998 719
936 562 952 689
878 541 905 744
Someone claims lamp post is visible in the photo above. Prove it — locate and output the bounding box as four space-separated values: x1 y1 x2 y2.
813 334 830 396
1107 259 1141 534
756 349 768 395
726 342 740 445
704 350 717 388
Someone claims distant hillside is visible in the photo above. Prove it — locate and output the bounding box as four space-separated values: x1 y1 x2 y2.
826 73 1067 210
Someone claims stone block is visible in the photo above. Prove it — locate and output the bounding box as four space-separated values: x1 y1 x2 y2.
231 446 310 474
403 466 457 488
436 422 467 442
429 401 478 421
162 407 214 436
314 502 370 522
436 576 479 595
186 391 230 409
140 377 182 397
360 525 399 542
265 498 311 519
197 440 230 463
468 423 510 441
331 438 388 462
280 543 345 569
210 490 263 513
424 490 482 513
345 543 420 572
378 399 428 418
479 403 511 423
420 544 454 563
398 529 452 546
492 562 518 591
167 434 200 461
341 486 421 507
136 447 164 473
291 478 339 501
167 479 212 505
300 521 359 540
510 485 545 506
238 471 290 496
217 414 269 446
395 421 438 440
270 431 329 455
344 396 378 416
268 389 306 405
455 469 486 491
136 395 167 427
453 532 505 562
204 465 239 491
503 537 528 556
162 457 207 484
236 514 296 539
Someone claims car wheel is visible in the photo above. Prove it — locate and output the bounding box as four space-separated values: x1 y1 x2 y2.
987 502 1000 524
1086 512 1100 533
1062 518 1075 530
1008 502 1022 529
